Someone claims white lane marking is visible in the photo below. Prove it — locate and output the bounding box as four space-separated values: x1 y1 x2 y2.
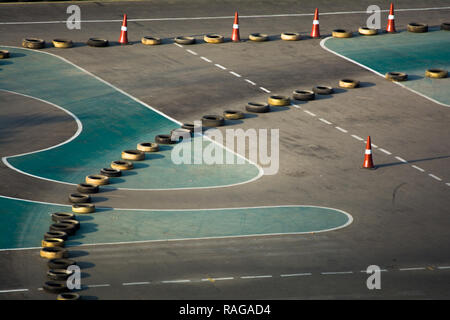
321 271 353 275
335 126 348 133
87 284 111 288
245 79 256 85
395 156 408 163
290 104 301 109
0 289 29 293
280 273 312 277
161 279 191 284
240 275 273 279
174 43 183 48
201 277 234 281
303 110 316 117
378 148 392 155
411 165 425 172
446 183 450 187
214 63 227 70
122 282 150 286
229 71 242 78
351 135 364 141
429 174 442 181
371 143 378 148
359 269 388 273
319 118 332 125
200 56 212 63
260 87 271 93
437 266 450 270
186 49 197 55
399 267 426 271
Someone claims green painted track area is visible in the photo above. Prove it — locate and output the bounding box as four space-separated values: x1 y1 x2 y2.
0 196 352 250
0 47 260 189
323 29 450 106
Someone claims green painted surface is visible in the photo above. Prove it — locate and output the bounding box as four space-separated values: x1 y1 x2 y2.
0 197 351 249
0 47 260 189
324 29 450 106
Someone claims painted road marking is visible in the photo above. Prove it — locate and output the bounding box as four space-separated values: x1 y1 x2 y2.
186 49 197 55
319 118 332 125
359 269 388 273
201 277 234 282
379 148 392 155
395 156 408 163
335 126 348 133
446 183 450 187
245 79 256 85
260 87 271 93
371 143 378 148
200 56 212 63
321 271 353 275
399 267 426 271
174 43 183 48
411 165 425 172
240 275 273 279
230 71 242 78
0 288 28 293
291 104 301 109
280 273 312 277
438 266 450 270
161 279 191 284
304 110 316 117
122 282 150 286
428 174 442 181
214 63 227 70
351 135 364 141
87 284 111 288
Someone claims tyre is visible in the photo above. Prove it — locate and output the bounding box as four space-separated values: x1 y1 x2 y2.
441 22 450 31
22 38 45 49
292 90 315 101
44 231 68 241
48 258 76 270
155 134 176 144
111 160 133 171
181 123 201 133
332 29 353 38
87 38 109 47
85 174 109 186
385 72 408 82
249 33 268 42
407 23 428 33
170 128 192 142
425 68 447 79
137 142 160 152
223 110 245 120
59 219 80 231
72 203 95 214
201 115 225 127
268 95 290 106
43 281 69 294
0 50 10 59
50 223 76 236
312 86 334 95
100 168 122 177
76 183 99 194
121 150 145 161
57 293 80 300
141 36 161 45
68 193 91 204
47 269 74 281
41 238 65 248
339 79 360 89
281 32 301 41
358 27 377 36
40 247 68 260
174 36 195 45
245 102 270 113
52 39 73 48
51 212 76 223
204 34 224 44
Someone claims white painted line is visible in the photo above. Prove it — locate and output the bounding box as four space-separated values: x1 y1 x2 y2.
446 183 450 187
437 266 450 270
260 87 271 93
303 110 316 117
87 284 111 288
122 282 150 286
280 273 312 277
319 118 332 125
240 275 273 279
0 289 29 294
186 49 197 55
290 104 301 109
351 135 364 141
399 267 426 271
229 71 242 78
214 63 227 70
201 277 234 281
428 174 442 181
371 143 378 148
395 156 408 163
200 56 212 63
245 79 256 85
378 148 392 155
161 279 191 284
321 271 353 275
335 126 348 133
411 165 425 172
359 269 388 273
174 43 183 48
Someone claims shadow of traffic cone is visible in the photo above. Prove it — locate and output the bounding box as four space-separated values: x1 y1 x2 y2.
363 136 376 169
310 8 320 38
386 3 396 33
119 14 129 44
231 11 240 42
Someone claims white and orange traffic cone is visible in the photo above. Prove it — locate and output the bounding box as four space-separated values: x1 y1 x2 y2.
118 14 129 44
231 11 240 42
363 136 375 169
310 8 320 38
386 3 396 33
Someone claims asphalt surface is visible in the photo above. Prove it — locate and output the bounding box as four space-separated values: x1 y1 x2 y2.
0 0 449 300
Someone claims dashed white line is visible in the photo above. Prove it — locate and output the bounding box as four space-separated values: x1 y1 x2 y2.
87 284 111 288
186 49 197 55
229 71 242 78
319 118 332 125
174 43 183 48
351 134 364 141
428 174 442 181
200 56 212 63
161 279 191 284
446 183 450 187
379 148 392 155
280 273 312 277
411 165 425 172
395 156 408 163
290 103 301 109
122 282 150 286
214 63 227 70
321 271 354 275
371 143 378 148
335 126 348 133
0 289 29 294
437 266 450 270
201 277 234 281
240 275 273 279
259 87 271 93
359 269 388 273
304 110 316 117
245 79 256 85
399 267 426 271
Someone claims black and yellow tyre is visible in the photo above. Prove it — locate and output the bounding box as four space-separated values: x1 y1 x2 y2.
48 258 76 270
47 269 75 281
76 183 99 194
292 90 315 101
59 219 80 231
137 142 160 152
42 238 65 248
0 50 10 59
121 150 145 161
281 32 301 41
407 23 428 33
43 281 69 294
141 36 161 45
52 39 73 48
51 212 76 222
154 134 175 144
385 72 408 82
50 223 76 236
223 110 245 120
204 34 224 44
85 174 109 185
245 102 270 113
72 203 95 214
181 123 201 133
332 29 353 38
358 27 377 36
425 68 447 79
441 22 450 31
339 79 360 89
268 95 290 106
86 38 109 47
111 160 133 171
44 231 68 241
100 167 122 177
57 293 80 300
249 33 269 42
313 86 334 95
201 115 225 127
174 36 195 45
40 247 68 260
68 193 91 204
22 38 45 49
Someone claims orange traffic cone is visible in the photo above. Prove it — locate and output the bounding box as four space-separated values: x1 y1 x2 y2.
386 3 396 33
231 11 240 42
310 8 320 38
363 136 375 169
119 14 129 44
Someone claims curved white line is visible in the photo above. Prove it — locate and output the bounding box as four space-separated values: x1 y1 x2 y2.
320 37 450 108
0 46 264 190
